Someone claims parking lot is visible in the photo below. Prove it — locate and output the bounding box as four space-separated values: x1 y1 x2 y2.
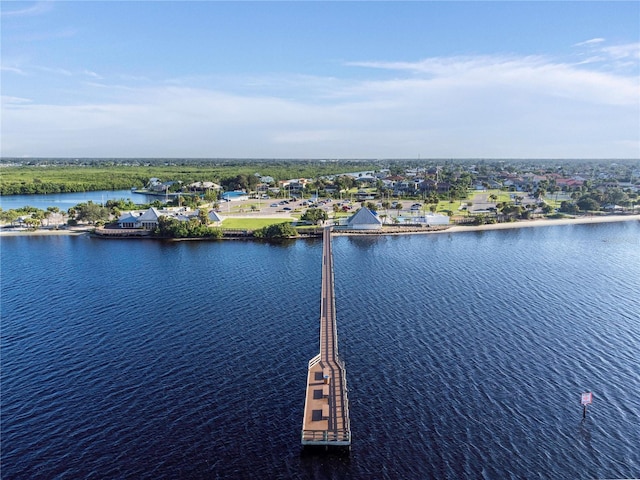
218 196 444 219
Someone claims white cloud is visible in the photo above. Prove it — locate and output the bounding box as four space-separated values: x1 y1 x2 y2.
346 55 638 106
2 49 639 158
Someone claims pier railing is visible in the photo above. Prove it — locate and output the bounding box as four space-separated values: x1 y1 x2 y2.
301 429 351 444
308 354 321 369
301 227 351 449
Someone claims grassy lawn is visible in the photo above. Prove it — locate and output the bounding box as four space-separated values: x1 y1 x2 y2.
221 218 291 229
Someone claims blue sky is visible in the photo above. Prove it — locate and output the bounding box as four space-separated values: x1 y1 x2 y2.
2 1 639 159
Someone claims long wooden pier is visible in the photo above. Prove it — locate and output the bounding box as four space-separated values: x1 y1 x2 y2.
301 227 351 448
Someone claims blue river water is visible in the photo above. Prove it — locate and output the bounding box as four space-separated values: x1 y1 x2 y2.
1 221 639 479
0 190 160 211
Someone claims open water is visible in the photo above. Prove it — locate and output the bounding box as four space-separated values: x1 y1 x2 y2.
1 221 639 479
0 190 159 211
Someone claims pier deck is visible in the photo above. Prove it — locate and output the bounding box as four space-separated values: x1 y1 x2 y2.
301 227 351 447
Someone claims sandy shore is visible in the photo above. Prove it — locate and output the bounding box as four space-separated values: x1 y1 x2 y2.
434 214 639 234
1 214 637 237
0 226 94 237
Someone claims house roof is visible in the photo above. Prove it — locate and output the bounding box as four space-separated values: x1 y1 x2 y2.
137 207 161 222
189 181 221 189
117 212 139 224
208 211 224 222
347 207 382 226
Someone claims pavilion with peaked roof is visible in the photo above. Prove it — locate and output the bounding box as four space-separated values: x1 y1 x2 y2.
208 210 224 225
345 207 383 230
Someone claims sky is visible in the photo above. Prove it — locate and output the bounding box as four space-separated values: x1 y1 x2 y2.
1 1 639 159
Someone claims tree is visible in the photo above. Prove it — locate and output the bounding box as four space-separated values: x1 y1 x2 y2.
24 217 41 229
105 199 137 212
534 188 546 199
203 190 218 203
253 222 298 239
500 203 523 220
541 203 554 214
75 201 110 224
198 209 210 225
335 175 355 192
301 208 328 225
605 188 628 206
0 209 21 225
559 201 579 214
577 197 600 212
154 215 222 238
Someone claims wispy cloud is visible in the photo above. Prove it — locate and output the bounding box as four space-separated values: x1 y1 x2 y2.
2 63 104 80
600 43 640 61
34 65 74 76
1 65 27 75
82 70 103 80
573 38 606 47
572 38 640 70
1 1 53 17
1 96 33 105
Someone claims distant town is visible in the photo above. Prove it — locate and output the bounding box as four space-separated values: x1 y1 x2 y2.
1 158 638 238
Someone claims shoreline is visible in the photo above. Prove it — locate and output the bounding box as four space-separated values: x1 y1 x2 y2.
1 214 637 238
426 214 638 235
0 226 94 237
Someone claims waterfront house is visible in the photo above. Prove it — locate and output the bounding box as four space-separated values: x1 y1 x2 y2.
117 212 140 229
188 181 221 192
136 207 162 229
116 207 201 230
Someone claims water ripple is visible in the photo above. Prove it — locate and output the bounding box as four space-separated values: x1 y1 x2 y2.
1 224 639 478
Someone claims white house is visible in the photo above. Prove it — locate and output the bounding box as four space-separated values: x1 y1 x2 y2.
117 212 140 229
117 207 208 230
135 207 163 229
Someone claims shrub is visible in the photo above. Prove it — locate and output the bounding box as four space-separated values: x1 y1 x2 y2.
253 222 298 239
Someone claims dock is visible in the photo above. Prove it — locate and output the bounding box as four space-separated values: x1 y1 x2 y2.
301 227 351 448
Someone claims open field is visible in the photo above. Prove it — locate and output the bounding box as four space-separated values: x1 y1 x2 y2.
220 217 292 230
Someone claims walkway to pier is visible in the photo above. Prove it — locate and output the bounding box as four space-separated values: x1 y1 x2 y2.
301 227 351 447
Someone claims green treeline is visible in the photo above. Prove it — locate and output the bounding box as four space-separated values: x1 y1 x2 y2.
253 222 298 239
0 161 379 195
154 215 223 239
